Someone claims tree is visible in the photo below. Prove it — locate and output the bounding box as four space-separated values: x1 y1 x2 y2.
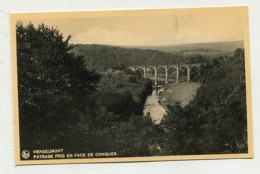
16 22 100 150
160 49 247 155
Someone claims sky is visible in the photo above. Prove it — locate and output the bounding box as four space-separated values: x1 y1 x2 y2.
14 7 249 46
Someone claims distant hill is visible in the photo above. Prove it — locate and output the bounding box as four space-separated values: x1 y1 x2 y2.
125 40 244 57
71 41 243 70
72 44 183 70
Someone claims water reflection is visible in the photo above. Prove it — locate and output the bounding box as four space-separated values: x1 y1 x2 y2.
143 86 167 124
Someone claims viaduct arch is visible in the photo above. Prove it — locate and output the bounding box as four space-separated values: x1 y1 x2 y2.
127 64 201 85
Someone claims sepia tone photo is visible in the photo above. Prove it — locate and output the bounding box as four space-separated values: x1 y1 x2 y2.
10 7 253 165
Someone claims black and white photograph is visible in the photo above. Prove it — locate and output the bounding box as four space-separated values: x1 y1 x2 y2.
10 6 252 165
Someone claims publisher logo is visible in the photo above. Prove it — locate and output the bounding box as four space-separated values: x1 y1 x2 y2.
21 150 30 159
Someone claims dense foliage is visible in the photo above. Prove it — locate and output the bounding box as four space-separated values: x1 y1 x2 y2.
160 49 247 154
17 23 101 151
95 71 153 121
17 23 155 155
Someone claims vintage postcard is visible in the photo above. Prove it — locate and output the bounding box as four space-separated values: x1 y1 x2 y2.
10 6 253 165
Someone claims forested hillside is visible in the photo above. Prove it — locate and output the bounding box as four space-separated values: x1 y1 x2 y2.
160 48 247 154
72 44 207 70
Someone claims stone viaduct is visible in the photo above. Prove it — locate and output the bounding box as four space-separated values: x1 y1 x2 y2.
127 64 201 85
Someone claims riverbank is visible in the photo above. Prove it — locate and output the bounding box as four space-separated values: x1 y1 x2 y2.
159 82 201 109
143 88 167 124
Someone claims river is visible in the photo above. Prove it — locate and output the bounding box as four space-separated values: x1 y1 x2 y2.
143 87 167 124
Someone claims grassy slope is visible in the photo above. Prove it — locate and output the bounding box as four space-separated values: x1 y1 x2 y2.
160 82 201 108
